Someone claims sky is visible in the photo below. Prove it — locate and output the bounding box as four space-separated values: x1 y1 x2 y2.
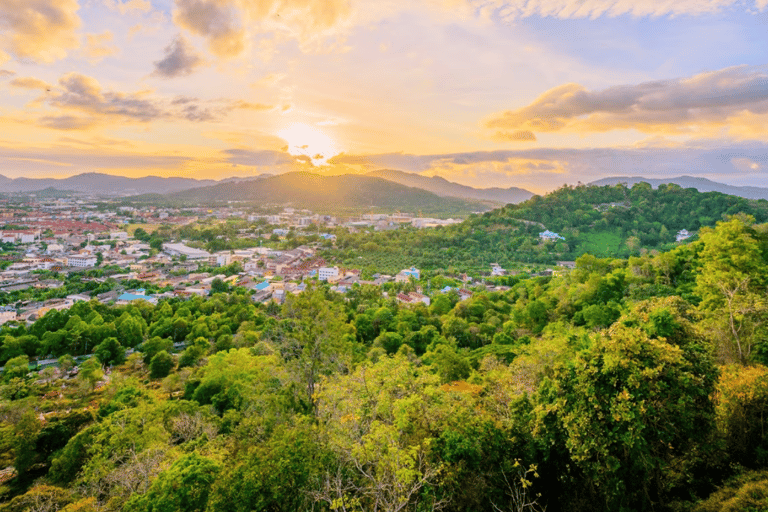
1 0 768 193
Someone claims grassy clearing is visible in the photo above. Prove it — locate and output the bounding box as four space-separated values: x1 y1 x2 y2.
576 230 625 257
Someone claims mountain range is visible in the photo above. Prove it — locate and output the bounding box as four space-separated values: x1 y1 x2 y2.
589 176 768 201
365 169 534 204
0 173 260 195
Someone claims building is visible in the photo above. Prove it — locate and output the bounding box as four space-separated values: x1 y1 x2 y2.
318 267 339 281
676 229 691 242
110 231 129 240
163 243 211 260
395 267 420 283
67 255 97 267
539 230 565 241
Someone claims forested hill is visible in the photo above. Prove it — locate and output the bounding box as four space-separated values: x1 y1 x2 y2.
329 182 768 272
166 172 486 216
483 181 768 252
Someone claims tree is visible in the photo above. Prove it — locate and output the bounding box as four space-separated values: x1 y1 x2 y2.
277 288 355 413
547 321 717 510
124 453 221 512
696 215 768 364
78 357 103 391
58 354 75 374
93 337 125 367
150 350 174 379
141 336 173 365
3 354 29 381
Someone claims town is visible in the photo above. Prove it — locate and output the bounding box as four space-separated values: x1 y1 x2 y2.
0 197 556 326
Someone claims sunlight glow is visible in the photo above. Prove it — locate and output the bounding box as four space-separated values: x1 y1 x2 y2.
276 123 339 166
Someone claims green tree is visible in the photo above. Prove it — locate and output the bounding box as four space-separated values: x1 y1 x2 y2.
150 351 174 379
277 288 355 413
696 215 768 364
547 322 717 510
93 337 125 367
78 357 103 391
124 453 221 512
3 354 29 381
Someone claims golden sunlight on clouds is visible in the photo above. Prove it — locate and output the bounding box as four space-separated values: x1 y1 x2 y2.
485 66 768 141
276 122 340 165
0 0 81 63
172 0 354 58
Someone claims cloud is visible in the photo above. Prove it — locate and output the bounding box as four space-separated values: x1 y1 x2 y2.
172 0 353 57
328 142 768 191
36 73 269 127
224 148 298 166
152 35 205 78
231 100 272 110
9 76 50 89
39 115 97 130
0 69 14 78
50 73 163 122
0 0 81 63
104 0 152 15
485 65 768 140
84 31 118 63
461 0 768 20
0 144 191 176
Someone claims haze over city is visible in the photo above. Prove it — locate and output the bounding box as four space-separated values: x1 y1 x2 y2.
2 0 768 193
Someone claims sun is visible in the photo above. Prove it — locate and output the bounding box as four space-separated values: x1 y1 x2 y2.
276 122 339 166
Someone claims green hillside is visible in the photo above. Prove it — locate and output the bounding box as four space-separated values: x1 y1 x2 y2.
326 182 768 272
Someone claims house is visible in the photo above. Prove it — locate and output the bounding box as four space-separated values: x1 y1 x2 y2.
395 267 420 283
676 229 691 242
396 292 431 306
67 255 97 267
539 230 565 241
490 264 506 276
253 281 271 292
318 267 339 281
458 289 473 301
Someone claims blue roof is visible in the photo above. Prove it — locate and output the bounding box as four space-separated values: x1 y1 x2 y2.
254 281 270 291
118 293 156 303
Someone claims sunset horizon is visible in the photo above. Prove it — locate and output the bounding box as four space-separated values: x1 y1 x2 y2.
1 0 767 194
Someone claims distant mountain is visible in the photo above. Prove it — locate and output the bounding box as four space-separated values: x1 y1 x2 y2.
366 169 534 204
167 172 487 215
0 172 270 196
590 176 768 201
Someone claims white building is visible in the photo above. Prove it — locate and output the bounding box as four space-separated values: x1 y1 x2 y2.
110 231 129 240
67 255 97 267
318 267 339 281
676 229 691 242
163 243 211 260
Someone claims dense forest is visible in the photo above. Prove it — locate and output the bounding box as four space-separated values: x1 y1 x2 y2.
0 212 767 511
326 183 768 273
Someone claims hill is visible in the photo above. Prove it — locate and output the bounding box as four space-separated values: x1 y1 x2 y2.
0 173 265 196
590 175 768 200
167 172 487 216
366 169 534 204
325 182 768 272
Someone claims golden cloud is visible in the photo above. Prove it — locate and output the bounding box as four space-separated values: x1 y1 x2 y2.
0 0 81 63
462 0 768 20
84 31 118 63
10 76 50 90
172 0 353 57
485 66 768 140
